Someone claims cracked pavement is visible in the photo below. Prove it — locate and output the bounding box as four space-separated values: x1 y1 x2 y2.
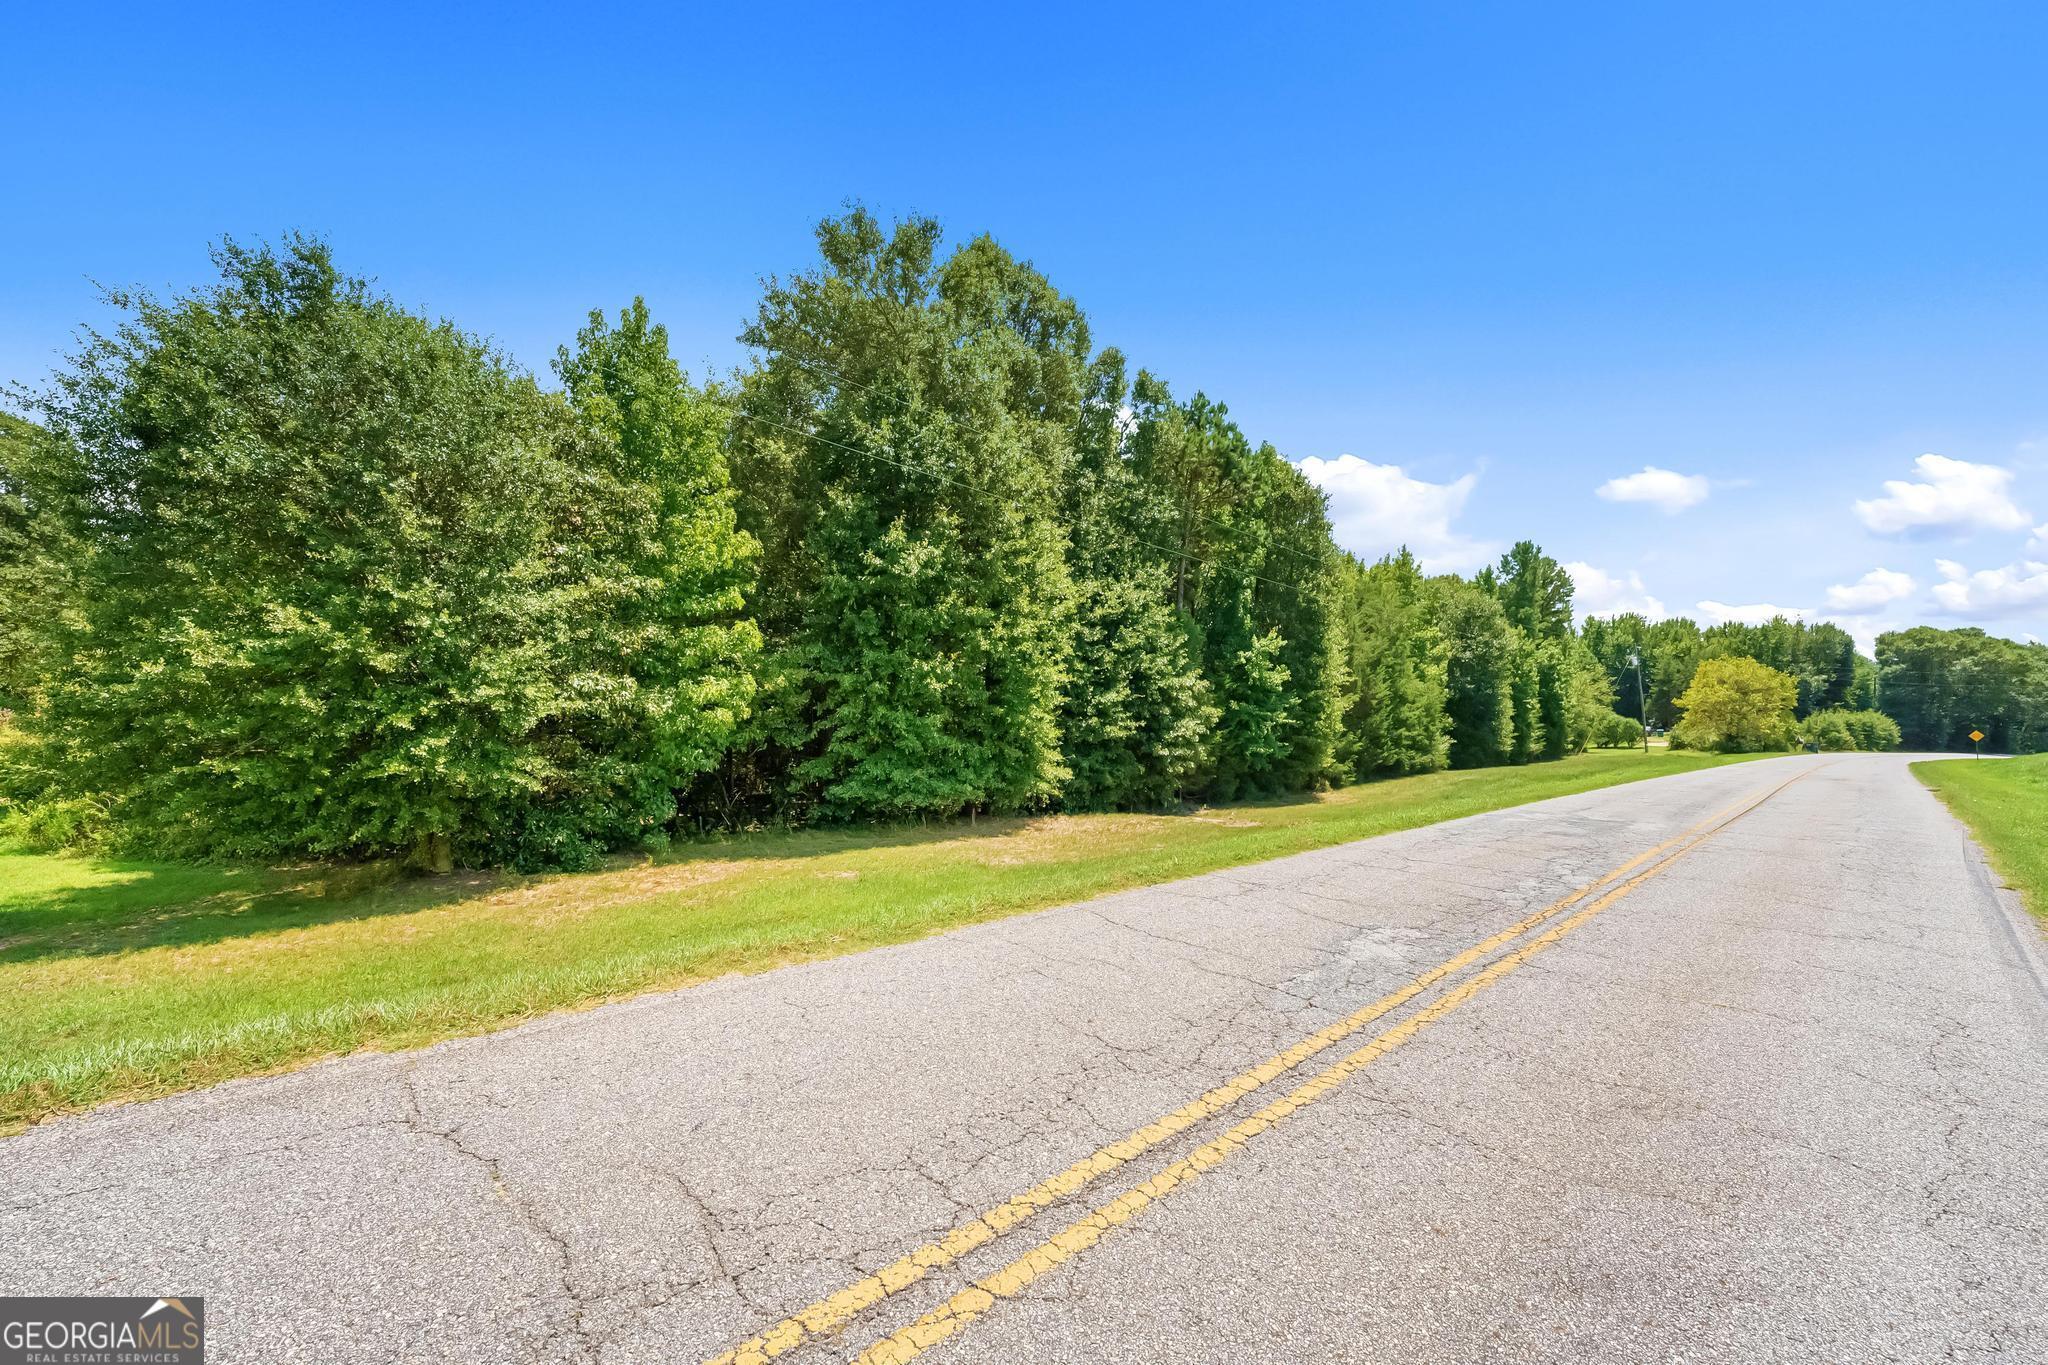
3 755 2045 1362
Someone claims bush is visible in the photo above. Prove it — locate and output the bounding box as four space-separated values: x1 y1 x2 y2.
0 795 109 853
1669 656 1797 753
1799 710 1856 752
1591 711 1645 749
0 724 51 804
1798 708 1902 753
1845 709 1903 752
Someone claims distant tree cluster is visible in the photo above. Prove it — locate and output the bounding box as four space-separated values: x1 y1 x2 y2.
1584 609 2043 756
1 219 2037 868
1581 613 1865 730
1876 627 2048 753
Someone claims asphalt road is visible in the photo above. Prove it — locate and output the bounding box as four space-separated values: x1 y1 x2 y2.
5 755 2046 1363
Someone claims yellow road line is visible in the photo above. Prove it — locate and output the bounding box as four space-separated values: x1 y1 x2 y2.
847 766 1814 1365
702 773 1790 1365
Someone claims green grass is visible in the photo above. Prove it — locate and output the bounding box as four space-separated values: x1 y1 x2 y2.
1915 752 2048 924
0 748 1766 1131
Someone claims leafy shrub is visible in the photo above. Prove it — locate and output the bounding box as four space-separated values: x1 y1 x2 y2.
457 807 611 875
1669 656 1797 753
1798 708 1902 752
0 724 53 804
1845 709 1902 751
1591 711 1645 748
0 795 110 853
1799 711 1856 752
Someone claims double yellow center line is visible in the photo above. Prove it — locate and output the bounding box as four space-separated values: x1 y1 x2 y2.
707 764 1814 1365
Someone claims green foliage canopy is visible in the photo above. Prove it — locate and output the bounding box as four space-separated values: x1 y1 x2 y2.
1432 577 1518 768
24 217 2034 872
18 238 758 868
1334 550 1449 778
1670 656 1798 753
0 413 78 715
1798 708 1901 753
727 212 1080 821
1876 626 2048 753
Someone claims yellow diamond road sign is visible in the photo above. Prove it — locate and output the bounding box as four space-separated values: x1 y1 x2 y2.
1970 729 1985 743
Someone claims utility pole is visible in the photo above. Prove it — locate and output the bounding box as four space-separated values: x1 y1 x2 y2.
1631 649 1649 753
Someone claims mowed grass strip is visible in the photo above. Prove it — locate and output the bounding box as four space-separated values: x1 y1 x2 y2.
1916 751 2048 923
1 749 1761 1131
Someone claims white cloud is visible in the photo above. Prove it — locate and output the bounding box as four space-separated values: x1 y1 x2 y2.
1852 454 2031 536
1697 600 1811 626
1823 567 1916 613
1594 466 1711 514
1565 562 1665 620
2029 522 2048 554
1297 454 1494 573
1931 558 2048 617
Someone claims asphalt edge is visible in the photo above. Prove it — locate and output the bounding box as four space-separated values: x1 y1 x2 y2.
1937 785 2048 1021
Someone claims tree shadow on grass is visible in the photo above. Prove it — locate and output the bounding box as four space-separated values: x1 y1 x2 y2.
0 794 1321 967
0 856 512 965
0 749 1698 971
654 794 1305 863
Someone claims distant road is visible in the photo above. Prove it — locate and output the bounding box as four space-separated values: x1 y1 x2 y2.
5 755 2045 1363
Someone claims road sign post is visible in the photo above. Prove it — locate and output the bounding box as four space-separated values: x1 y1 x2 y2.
1970 727 1985 757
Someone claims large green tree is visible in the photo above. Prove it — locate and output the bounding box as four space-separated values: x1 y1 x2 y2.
1485 539 1575 642
19 237 756 868
1670 656 1798 753
728 211 1078 820
1334 550 1450 777
1056 350 1216 808
539 298 763 862
1483 540 1574 760
1559 636 1620 753
1431 576 1517 768
1126 380 1345 798
1259 449 1349 789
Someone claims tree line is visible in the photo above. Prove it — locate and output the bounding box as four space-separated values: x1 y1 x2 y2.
0 218 2036 870
1581 610 2045 755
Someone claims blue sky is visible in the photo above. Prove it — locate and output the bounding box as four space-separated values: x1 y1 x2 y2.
7 2 2047 650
